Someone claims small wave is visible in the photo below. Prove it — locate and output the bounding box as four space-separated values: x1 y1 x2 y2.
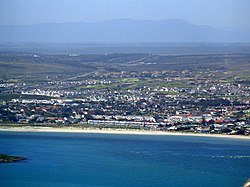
129 151 154 155
211 155 250 159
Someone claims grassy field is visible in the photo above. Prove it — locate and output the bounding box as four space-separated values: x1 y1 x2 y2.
0 93 55 101
0 52 249 83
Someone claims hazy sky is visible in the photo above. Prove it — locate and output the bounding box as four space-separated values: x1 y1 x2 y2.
0 0 250 29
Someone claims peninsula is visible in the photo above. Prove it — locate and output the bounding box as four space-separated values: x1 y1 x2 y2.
0 154 26 163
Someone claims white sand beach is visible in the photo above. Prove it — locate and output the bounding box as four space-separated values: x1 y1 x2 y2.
0 126 250 140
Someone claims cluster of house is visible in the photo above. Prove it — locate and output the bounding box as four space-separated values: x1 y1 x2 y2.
0 97 249 135
1 69 249 135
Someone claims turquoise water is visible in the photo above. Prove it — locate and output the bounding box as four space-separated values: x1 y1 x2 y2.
0 132 249 187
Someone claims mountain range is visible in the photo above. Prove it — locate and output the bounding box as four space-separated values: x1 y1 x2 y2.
0 19 250 43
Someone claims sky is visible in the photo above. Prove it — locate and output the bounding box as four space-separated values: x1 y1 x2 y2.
0 0 250 29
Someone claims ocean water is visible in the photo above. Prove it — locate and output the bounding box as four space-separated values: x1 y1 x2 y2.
0 132 249 187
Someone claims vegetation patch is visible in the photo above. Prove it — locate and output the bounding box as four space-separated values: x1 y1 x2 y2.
0 154 26 163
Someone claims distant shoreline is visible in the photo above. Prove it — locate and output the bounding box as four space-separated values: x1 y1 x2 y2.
0 126 249 140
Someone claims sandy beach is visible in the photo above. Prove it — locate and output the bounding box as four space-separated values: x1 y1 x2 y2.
0 126 250 140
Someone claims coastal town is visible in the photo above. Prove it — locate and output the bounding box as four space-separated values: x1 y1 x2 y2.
1 1 250 187
0 52 249 136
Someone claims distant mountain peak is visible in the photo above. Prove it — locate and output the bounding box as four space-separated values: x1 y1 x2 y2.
0 19 249 43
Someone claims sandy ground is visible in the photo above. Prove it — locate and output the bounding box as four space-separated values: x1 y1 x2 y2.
0 126 249 140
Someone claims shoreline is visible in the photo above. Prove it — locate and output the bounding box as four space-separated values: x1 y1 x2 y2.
0 126 250 140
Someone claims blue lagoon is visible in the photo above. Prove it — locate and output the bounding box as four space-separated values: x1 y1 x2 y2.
0 131 249 187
